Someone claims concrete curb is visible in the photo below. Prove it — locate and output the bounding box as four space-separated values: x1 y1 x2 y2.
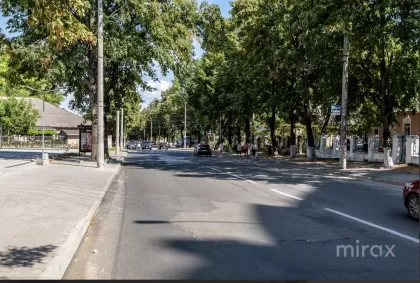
37 162 122 279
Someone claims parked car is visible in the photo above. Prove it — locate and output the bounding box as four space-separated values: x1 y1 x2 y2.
194 144 212 156
403 180 419 220
141 141 153 150
159 142 169 150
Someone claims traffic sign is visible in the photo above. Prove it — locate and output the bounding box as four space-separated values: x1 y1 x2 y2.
331 105 341 116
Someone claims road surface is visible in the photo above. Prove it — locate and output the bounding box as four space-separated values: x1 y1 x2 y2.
64 149 419 280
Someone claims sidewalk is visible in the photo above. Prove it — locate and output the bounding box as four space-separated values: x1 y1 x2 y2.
0 152 127 279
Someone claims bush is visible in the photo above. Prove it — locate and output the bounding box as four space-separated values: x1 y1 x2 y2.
28 129 58 136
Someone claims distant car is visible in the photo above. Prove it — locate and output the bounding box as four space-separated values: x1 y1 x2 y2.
159 142 169 150
141 141 153 150
194 144 212 156
128 140 140 150
403 180 419 220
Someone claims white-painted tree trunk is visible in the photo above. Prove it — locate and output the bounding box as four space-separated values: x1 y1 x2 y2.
307 146 316 161
290 145 296 158
383 147 394 167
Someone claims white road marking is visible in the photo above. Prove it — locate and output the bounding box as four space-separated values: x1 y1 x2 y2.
207 166 256 184
207 166 221 172
324 208 419 244
270 189 304 201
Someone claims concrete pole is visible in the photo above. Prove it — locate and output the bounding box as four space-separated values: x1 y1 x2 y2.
339 21 349 170
184 101 187 148
116 110 120 156
120 107 124 151
42 95 45 164
96 0 104 168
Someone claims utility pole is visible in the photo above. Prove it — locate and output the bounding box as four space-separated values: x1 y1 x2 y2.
340 21 349 170
252 113 255 145
116 110 120 156
184 101 187 148
219 111 222 151
150 118 153 142
120 106 124 151
96 0 104 168
159 123 161 143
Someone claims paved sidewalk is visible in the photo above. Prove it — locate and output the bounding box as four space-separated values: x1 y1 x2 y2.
0 153 125 279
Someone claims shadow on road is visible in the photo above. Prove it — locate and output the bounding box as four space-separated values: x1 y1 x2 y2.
0 245 57 268
124 151 419 280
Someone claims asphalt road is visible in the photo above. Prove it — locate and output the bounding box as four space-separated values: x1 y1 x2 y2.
64 149 419 280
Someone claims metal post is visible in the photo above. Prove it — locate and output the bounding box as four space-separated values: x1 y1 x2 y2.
340 21 349 170
184 101 187 148
96 0 104 168
116 110 120 156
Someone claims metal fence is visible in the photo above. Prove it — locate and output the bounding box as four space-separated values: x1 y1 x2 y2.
0 135 70 149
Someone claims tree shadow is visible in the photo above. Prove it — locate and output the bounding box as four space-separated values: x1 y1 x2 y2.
0 245 57 268
123 151 419 279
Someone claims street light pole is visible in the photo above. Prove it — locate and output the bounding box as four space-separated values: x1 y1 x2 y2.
116 110 120 156
96 0 104 169
120 106 124 151
22 86 59 165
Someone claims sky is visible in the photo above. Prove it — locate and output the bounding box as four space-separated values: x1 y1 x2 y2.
0 0 231 114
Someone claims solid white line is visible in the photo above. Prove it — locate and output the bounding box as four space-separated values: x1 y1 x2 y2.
324 208 419 244
270 189 304 201
207 166 256 184
229 173 256 184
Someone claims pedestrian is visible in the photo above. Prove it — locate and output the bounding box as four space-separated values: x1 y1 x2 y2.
237 143 242 155
268 145 272 158
251 143 257 160
243 143 249 157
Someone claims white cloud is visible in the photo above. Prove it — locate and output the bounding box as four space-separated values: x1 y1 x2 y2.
141 80 172 109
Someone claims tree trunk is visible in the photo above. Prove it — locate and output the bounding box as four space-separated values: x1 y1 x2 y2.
227 112 233 150
289 111 296 157
244 117 251 142
304 101 316 161
379 2 394 168
268 106 278 155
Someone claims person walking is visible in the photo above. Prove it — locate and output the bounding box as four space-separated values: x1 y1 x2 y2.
268 145 272 158
237 143 242 155
251 143 257 160
243 143 249 157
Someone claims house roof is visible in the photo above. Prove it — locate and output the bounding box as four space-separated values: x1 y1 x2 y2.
0 97 91 129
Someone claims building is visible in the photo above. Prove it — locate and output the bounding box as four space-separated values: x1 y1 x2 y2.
0 97 90 146
372 112 420 139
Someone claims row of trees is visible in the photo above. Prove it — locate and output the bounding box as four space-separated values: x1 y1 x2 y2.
143 0 419 165
1 0 419 165
0 0 201 157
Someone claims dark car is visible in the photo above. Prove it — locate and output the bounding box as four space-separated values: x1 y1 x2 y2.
194 144 212 156
141 141 153 150
159 142 169 150
403 180 419 220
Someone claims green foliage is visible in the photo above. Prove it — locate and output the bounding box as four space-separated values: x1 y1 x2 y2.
27 128 57 136
0 96 39 135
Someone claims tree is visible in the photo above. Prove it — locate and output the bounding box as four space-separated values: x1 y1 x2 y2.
0 96 39 135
